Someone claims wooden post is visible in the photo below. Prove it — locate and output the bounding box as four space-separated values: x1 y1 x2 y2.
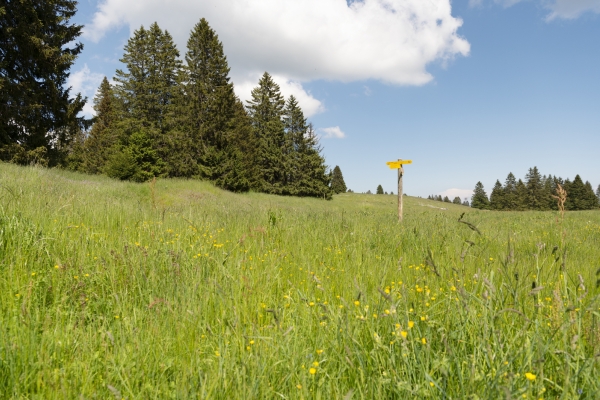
397 159 403 222
386 158 411 222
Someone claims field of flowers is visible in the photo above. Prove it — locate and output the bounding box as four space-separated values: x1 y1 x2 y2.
1 163 599 399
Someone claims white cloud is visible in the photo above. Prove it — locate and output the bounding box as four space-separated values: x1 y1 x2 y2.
319 126 346 139
468 0 484 7
439 188 473 200
545 0 600 20
84 0 470 107
67 64 105 118
234 74 325 117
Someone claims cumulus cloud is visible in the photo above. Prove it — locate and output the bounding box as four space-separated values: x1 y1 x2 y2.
439 188 473 200
84 0 470 106
67 64 105 118
234 74 325 117
319 126 346 139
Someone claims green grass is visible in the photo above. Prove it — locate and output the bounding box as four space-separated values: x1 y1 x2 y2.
1 162 600 399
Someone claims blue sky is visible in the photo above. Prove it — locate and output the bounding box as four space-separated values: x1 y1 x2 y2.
68 0 600 199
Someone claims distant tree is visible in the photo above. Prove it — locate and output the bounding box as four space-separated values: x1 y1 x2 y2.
462 198 470 207
390 191 393 195
515 179 528 210
436 195 443 202
330 165 347 194
376 185 384 195
0 0 88 165
489 180 505 210
366 190 372 194
443 196 451 203
452 196 462 205
597 184 600 202
584 181 599 209
525 166 546 210
503 172 518 210
471 181 490 210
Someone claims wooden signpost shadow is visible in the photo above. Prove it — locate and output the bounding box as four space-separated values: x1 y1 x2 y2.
386 159 412 222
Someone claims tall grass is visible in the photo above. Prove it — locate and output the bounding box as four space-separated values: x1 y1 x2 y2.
1 163 599 398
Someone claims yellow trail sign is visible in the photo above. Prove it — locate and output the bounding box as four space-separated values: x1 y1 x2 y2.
386 160 412 169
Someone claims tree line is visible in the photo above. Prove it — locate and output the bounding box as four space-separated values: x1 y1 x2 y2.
427 194 470 207
1 2 334 198
471 167 600 211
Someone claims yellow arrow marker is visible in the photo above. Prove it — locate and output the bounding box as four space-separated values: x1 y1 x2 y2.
386 160 412 169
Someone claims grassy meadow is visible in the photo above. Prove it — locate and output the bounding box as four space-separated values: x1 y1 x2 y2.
1 162 600 399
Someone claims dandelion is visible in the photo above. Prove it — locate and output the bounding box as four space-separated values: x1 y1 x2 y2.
420 316 426 321
309 302 315 306
408 321 415 329
296 384 302 389
31 272 36 277
114 315 119 319
316 349 324 355
215 351 220 357
354 300 360 306
525 372 536 381
400 331 408 339
430 382 435 387
312 361 319 367
309 368 317 375
421 338 427 344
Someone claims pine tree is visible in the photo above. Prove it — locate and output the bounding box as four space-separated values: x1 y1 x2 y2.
452 196 462 205
0 0 87 165
114 23 181 131
515 179 528 210
290 123 331 198
489 180 505 210
525 166 545 210
246 72 286 194
77 77 118 173
471 181 490 210
330 165 347 194
583 181 599 209
376 185 384 195
565 175 592 210
283 95 307 194
177 18 248 188
503 173 518 210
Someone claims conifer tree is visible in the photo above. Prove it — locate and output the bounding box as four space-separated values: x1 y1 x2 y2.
246 72 286 194
178 18 248 189
0 0 87 165
471 181 490 210
114 23 181 129
330 166 347 194
453 196 462 205
77 77 118 173
489 180 505 210
525 166 545 210
584 181 599 209
443 196 451 203
596 184 600 202
377 185 384 195
515 179 528 210
503 173 518 210
462 198 470 207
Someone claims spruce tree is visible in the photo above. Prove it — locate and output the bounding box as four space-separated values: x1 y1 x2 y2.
377 185 384 195
525 166 545 210
503 173 518 210
452 196 462 205
471 181 490 210
283 95 306 194
78 77 118 173
330 165 347 194
515 179 528 210
489 180 505 210
0 0 87 165
115 23 181 129
584 181 599 209
596 184 600 202
246 72 286 194
178 18 248 189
